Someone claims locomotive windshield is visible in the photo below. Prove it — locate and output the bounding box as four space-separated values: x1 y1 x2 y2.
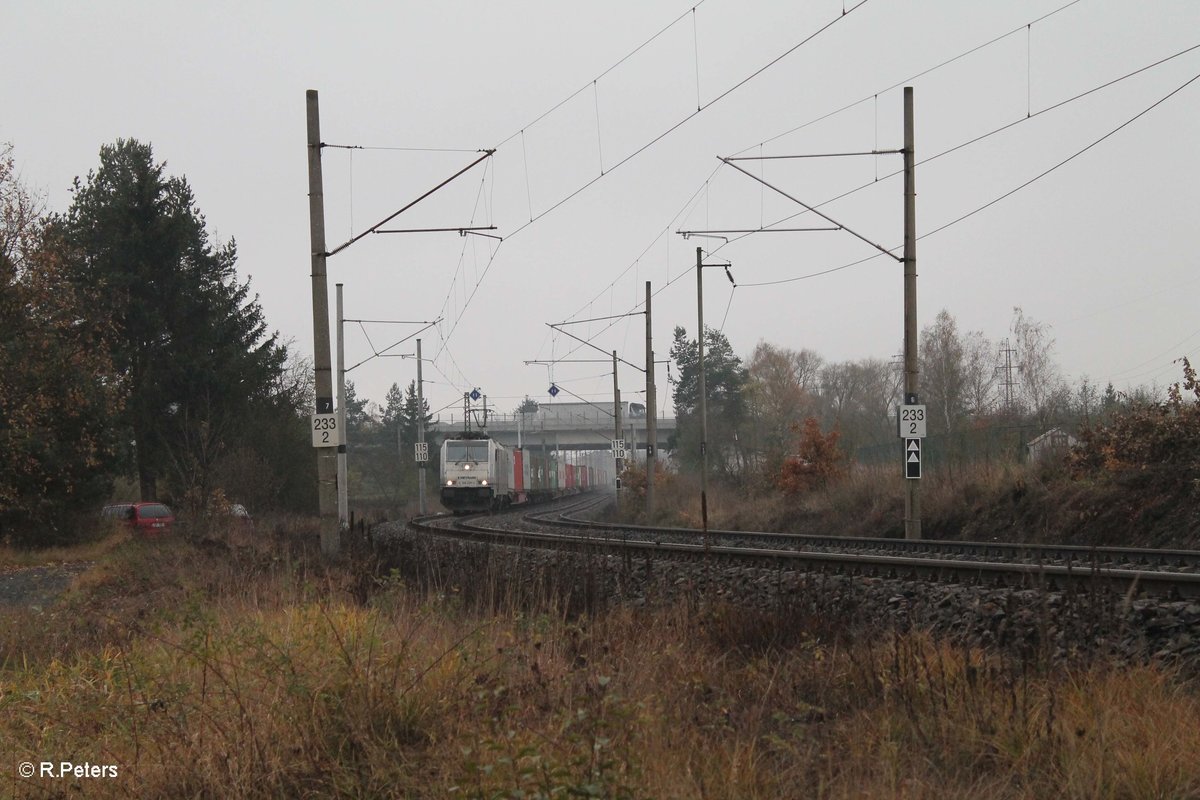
446 441 489 462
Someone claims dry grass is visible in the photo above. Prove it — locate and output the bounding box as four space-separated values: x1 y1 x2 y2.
0 526 132 569
2 529 1199 798
619 458 1068 543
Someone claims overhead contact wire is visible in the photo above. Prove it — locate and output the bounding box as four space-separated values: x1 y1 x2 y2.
722 41 1200 260
732 0 1084 156
444 1 870 355
740 68 1200 289
920 69 1200 241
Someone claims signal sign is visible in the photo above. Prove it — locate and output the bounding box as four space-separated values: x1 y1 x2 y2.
905 438 921 479
469 388 481 401
548 384 560 397
414 442 429 462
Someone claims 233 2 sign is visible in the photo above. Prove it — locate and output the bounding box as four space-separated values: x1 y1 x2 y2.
311 414 341 447
897 405 927 439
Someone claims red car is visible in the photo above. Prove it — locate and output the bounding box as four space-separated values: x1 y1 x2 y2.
102 502 175 534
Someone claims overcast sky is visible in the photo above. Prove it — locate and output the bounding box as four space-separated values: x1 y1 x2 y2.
4 1 1198 421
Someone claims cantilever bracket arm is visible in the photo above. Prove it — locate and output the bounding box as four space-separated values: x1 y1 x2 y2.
327 150 495 257
546 323 645 373
718 156 902 263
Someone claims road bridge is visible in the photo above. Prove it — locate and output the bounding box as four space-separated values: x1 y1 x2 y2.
429 401 676 457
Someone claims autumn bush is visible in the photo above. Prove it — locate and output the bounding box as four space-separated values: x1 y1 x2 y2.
776 417 847 496
1069 357 1200 483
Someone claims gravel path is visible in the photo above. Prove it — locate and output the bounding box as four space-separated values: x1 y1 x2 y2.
0 564 90 611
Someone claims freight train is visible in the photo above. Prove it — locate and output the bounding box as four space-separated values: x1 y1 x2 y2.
439 435 612 513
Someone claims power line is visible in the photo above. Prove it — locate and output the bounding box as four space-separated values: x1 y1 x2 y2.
437 2 871 357
919 69 1200 242
718 286 736 333
730 0 1085 157
505 1 873 239
558 165 719 325
1056 274 1200 327
551 55 1200 393
495 2 712 149
1104 325 1200 381
730 40 1200 266
323 143 484 153
738 64 1200 288
541 12 1199 361
529 167 720 369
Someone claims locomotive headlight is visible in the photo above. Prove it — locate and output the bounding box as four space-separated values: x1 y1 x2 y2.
481 480 488 486
464 463 471 470
446 480 454 486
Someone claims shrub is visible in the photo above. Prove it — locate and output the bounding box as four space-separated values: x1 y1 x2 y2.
777 417 847 495
1069 358 1200 482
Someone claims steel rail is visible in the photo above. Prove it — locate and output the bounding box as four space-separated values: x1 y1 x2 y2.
535 501 1200 571
405 498 1200 599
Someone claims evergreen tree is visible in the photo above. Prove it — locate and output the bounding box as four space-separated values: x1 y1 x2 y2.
382 382 405 435
668 325 748 478
342 380 372 439
399 380 432 446
60 139 286 505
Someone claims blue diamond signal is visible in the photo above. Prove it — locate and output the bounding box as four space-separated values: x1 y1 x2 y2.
470 388 481 401
548 384 559 397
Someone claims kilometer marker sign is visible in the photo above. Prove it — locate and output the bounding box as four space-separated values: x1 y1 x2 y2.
311 413 341 447
897 404 927 438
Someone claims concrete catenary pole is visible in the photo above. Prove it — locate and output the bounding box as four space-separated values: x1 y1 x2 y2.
645 281 657 517
696 246 710 545
336 284 349 530
416 338 427 515
613 351 623 490
306 89 339 556
903 86 921 540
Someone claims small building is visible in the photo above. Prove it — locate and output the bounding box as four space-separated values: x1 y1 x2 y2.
1026 427 1078 461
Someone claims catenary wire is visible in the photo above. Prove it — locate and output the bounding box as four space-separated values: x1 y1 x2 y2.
735 61 1200 288
724 39 1200 267
730 0 1084 157
543 7 1191 364
557 56 1200 370
437 1 871 357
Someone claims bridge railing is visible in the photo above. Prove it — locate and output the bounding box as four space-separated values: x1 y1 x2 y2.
432 410 673 427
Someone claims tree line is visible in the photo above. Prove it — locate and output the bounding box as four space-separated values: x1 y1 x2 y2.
2 137 1165 542
1 140 316 543
668 306 1147 484
336 379 436 513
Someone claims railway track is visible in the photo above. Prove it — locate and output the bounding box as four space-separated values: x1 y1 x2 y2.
408 493 1200 599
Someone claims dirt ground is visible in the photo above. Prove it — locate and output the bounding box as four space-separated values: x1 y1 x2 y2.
0 563 90 610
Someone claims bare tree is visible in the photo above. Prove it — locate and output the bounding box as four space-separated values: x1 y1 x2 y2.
920 309 968 434
791 348 825 395
820 361 864 429
747 341 814 469
1011 307 1065 427
851 357 902 447
962 329 997 418
0 142 45 272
